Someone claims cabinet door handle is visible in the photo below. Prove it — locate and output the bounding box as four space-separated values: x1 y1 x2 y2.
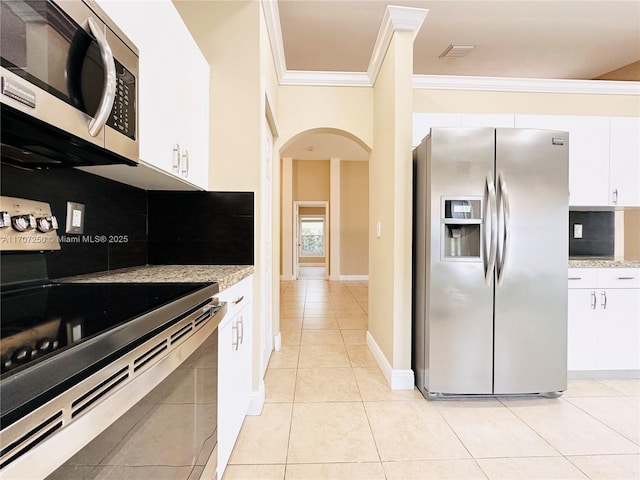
172 144 181 173
612 189 618 205
181 149 189 177
617 276 636 280
590 291 597 309
568 277 582 280
233 295 245 305
238 316 244 345
232 323 239 350
601 290 607 309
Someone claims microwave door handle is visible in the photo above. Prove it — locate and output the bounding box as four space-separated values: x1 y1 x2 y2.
87 17 116 137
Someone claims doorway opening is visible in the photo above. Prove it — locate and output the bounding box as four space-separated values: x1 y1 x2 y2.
293 201 328 280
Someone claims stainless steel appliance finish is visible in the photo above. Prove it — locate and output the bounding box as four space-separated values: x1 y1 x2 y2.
0 282 224 479
0 196 61 251
413 127 569 397
0 0 138 166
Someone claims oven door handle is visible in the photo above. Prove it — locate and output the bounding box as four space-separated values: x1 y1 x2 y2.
86 17 116 137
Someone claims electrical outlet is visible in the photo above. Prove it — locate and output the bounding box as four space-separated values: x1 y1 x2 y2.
65 201 85 234
573 223 583 239
376 221 381 238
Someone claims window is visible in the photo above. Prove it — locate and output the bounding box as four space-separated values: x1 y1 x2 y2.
300 216 325 257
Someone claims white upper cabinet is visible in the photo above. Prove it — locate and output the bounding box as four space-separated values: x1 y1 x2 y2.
563 116 611 206
96 0 209 190
515 114 640 207
515 115 606 206
609 117 640 207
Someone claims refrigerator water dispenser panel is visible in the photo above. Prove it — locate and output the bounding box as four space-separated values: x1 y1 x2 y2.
441 197 482 261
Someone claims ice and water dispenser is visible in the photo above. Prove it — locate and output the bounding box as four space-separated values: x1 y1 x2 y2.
441 197 482 260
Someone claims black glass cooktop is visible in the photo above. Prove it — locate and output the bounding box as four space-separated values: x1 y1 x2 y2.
1 282 212 378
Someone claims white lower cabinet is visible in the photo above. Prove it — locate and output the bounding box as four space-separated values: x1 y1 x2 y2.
567 288 598 371
217 276 253 480
568 268 640 373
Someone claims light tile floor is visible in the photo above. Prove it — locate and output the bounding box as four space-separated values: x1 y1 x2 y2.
223 279 640 480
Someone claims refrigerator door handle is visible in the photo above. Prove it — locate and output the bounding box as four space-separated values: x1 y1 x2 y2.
497 171 511 286
484 173 498 286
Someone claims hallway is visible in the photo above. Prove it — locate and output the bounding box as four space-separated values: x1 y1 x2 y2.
222 279 639 480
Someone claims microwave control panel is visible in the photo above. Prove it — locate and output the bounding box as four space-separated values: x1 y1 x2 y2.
107 59 136 140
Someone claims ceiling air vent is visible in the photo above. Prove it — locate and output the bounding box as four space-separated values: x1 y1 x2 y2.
440 44 476 58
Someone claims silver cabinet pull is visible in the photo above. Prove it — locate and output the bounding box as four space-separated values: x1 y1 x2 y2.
612 189 618 205
232 322 239 350
87 17 116 137
601 290 607 309
172 144 181 173
617 276 636 280
238 316 244 345
232 295 245 305
568 277 582 280
590 291 597 309
181 149 189 177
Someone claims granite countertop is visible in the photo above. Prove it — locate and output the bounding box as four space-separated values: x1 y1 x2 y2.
57 265 254 291
569 258 640 268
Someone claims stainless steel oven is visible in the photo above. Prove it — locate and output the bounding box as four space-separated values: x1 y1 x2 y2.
0 197 223 479
1 0 138 167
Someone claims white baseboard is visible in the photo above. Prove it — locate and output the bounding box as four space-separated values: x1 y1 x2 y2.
247 379 265 416
280 275 294 281
568 370 640 380
366 331 415 390
340 275 369 281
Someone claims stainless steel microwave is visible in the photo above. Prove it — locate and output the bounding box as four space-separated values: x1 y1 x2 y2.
0 0 138 167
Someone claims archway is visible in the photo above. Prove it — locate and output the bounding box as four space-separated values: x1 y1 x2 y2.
279 128 371 281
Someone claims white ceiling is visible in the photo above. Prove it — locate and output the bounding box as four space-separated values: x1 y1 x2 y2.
278 0 640 80
276 0 639 161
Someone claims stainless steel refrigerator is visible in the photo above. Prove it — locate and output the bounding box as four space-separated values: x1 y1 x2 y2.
412 127 569 397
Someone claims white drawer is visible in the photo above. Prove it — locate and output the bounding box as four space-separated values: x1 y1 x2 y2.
568 268 598 288
217 275 252 320
596 268 640 289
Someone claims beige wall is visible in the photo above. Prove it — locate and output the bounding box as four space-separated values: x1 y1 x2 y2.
340 161 369 275
277 86 374 152
624 210 640 260
369 31 415 370
293 160 330 201
176 0 282 395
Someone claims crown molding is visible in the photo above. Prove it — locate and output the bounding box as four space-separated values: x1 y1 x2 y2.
280 70 371 87
367 6 429 84
261 0 287 83
413 74 640 95
261 1 637 95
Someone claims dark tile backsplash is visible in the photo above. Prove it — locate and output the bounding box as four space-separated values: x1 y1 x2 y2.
147 191 254 265
1 164 255 280
1 164 147 278
569 211 614 257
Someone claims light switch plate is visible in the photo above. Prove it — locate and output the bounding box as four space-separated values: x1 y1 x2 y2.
573 223 583 239
65 201 85 234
